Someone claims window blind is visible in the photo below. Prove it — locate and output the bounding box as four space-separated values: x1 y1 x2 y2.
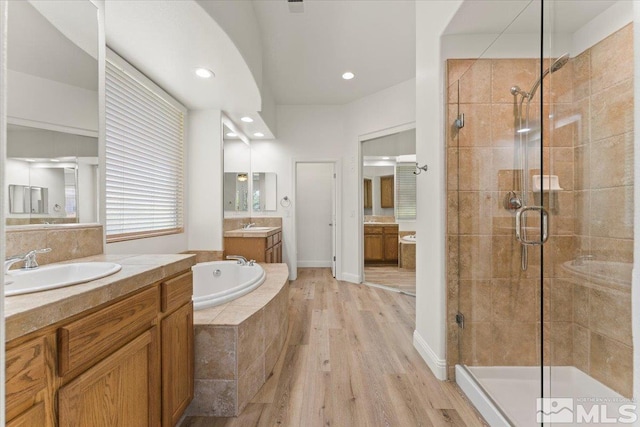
395 163 417 220
105 58 184 242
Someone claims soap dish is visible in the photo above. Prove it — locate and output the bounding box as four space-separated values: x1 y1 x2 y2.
532 175 563 192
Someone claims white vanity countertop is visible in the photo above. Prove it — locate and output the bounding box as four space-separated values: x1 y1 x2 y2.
224 227 282 238
4 253 196 342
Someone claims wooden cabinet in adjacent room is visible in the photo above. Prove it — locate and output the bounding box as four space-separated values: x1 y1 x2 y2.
363 178 372 209
364 224 398 263
380 175 394 208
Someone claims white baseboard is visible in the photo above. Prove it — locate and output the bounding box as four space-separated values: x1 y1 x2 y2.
340 272 360 284
297 260 331 268
413 330 447 380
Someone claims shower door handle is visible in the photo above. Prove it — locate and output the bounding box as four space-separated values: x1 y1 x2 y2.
515 206 549 245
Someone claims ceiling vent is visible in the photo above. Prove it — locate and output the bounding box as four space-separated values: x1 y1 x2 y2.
288 0 304 14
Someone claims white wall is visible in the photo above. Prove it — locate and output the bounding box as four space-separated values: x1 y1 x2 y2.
296 162 334 267
251 105 345 279
186 109 223 251
8 70 98 135
414 0 463 380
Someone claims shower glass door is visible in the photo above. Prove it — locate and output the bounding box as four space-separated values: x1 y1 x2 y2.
449 0 635 425
544 1 635 425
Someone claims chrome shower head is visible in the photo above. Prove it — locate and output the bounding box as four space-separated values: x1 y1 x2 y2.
526 53 570 99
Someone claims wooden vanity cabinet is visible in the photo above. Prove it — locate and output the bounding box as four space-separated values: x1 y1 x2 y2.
160 272 194 427
364 224 398 263
225 230 283 263
5 269 194 427
6 335 55 427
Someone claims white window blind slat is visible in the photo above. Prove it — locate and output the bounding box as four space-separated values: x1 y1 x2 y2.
396 163 417 220
106 58 184 240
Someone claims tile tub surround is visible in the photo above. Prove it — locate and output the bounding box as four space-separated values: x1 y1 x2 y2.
445 23 634 396
4 253 196 341
6 224 104 267
183 250 225 264
188 263 289 417
398 231 416 270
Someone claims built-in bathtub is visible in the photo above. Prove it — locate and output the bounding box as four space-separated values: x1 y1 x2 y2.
187 263 290 418
192 261 266 310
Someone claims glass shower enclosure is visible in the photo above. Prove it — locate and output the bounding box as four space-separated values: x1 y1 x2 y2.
446 1 635 425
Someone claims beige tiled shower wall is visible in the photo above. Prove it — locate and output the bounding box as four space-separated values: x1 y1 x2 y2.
570 23 634 397
446 23 634 397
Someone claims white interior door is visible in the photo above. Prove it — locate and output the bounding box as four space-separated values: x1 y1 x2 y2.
330 166 336 277
295 162 335 271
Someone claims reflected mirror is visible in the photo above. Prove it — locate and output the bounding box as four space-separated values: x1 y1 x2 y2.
223 124 251 215
7 0 99 226
252 172 277 212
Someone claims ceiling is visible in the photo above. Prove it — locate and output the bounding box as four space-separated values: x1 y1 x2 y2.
252 0 416 105
444 0 619 35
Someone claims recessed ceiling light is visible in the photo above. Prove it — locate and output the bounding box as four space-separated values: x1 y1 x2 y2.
342 71 355 80
253 132 264 137
241 116 254 123
194 68 214 79
25 158 35 162
382 157 390 160
226 132 237 137
50 159 60 162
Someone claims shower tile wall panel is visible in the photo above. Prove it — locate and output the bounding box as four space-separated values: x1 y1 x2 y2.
445 23 634 397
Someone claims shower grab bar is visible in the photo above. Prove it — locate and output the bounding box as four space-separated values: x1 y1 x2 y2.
515 206 549 246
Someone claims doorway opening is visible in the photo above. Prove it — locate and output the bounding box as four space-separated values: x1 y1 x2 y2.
360 127 416 295
295 161 337 278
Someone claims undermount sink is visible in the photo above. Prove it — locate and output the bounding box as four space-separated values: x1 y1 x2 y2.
5 262 122 296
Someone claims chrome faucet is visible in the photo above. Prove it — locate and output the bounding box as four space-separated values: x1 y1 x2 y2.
227 255 248 265
226 255 256 266
5 248 52 274
242 223 256 229
573 255 594 266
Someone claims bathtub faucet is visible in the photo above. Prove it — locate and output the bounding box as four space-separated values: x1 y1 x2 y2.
227 255 248 265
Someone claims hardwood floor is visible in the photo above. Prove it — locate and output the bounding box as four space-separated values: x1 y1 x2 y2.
364 264 416 295
181 268 485 427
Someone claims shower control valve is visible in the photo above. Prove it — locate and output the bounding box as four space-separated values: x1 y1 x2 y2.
504 191 522 211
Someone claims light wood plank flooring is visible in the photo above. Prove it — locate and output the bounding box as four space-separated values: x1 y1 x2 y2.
364 264 416 295
182 268 484 427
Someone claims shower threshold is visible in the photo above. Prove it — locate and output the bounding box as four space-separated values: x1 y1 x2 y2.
456 365 631 426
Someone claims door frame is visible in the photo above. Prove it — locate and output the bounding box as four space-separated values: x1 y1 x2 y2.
357 121 415 284
291 158 341 280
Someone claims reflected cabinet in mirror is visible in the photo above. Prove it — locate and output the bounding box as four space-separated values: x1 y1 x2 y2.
253 172 277 212
6 0 99 226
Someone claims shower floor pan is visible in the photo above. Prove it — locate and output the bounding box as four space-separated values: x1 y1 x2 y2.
456 365 630 426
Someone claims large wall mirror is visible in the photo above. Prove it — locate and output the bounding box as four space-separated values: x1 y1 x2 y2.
6 0 99 226
223 124 251 215
252 172 277 212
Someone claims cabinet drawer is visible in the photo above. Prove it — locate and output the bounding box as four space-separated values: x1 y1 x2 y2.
266 235 274 248
364 226 383 235
274 232 281 245
6 337 47 420
162 272 193 314
58 286 160 376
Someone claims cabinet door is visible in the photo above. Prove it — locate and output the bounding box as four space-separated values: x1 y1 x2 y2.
265 247 274 263
384 234 399 262
58 328 160 427
275 243 283 263
7 402 46 427
364 235 384 262
380 175 394 208
161 303 194 427
363 179 372 209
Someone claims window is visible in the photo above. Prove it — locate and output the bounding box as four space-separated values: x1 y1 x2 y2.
105 51 185 242
395 163 417 220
